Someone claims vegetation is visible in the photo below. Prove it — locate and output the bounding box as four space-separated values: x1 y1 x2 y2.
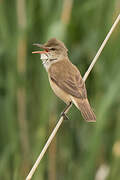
0 0 120 179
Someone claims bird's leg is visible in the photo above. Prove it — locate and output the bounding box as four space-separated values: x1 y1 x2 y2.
61 101 72 120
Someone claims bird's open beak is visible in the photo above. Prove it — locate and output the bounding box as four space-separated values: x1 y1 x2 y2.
32 43 49 54
32 50 47 54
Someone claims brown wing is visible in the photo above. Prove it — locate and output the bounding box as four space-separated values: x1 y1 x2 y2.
48 59 87 99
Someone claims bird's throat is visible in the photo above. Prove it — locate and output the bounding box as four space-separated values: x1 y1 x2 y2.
40 53 58 71
41 53 48 61
40 53 51 70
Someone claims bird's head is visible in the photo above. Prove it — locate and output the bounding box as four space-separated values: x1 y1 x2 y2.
32 38 68 69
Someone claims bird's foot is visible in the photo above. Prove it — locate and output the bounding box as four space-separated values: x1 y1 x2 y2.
61 112 69 120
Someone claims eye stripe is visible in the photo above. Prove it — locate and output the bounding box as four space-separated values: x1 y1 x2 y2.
50 48 56 51
50 58 57 61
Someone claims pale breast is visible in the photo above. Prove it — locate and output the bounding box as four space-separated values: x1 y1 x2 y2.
49 76 71 105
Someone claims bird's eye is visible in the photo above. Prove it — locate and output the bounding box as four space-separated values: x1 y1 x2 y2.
50 48 56 51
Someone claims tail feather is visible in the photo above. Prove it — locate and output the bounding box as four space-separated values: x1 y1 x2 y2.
73 98 96 122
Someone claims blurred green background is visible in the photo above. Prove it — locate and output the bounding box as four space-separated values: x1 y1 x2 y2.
0 0 120 180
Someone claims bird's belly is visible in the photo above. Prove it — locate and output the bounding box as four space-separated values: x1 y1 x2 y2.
49 77 71 105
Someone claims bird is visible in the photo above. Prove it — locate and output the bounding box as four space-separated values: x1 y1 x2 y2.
32 38 96 122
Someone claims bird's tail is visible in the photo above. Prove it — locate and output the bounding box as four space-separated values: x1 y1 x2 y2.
72 98 96 122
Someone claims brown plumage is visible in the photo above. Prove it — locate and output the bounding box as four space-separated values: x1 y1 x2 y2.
48 59 96 122
33 38 96 122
